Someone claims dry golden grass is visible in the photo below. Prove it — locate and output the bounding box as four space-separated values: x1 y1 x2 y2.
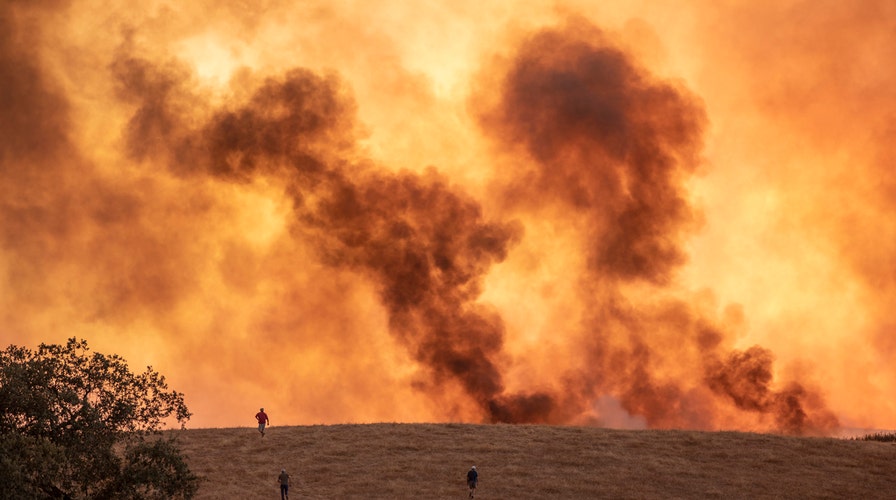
171 423 896 499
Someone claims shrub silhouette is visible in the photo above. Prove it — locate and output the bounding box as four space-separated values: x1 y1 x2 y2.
857 432 896 443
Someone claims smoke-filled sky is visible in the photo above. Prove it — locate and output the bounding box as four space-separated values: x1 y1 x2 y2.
2 0 895 435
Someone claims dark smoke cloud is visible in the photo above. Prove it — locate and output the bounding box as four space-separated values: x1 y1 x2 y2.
305 168 537 422
481 21 705 285
112 51 549 423
479 21 837 434
705 346 838 434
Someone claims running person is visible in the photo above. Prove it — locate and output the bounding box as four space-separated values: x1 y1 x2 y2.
255 407 269 437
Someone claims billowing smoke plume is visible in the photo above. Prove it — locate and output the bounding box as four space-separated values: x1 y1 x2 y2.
476 21 837 433
482 22 703 284
110 47 557 423
4 0 892 435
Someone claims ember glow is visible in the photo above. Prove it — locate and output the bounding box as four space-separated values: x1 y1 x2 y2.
2 1 894 434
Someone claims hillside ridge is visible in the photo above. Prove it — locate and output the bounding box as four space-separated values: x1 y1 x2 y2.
172 423 896 499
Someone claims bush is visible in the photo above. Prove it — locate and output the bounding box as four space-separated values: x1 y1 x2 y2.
854 432 896 443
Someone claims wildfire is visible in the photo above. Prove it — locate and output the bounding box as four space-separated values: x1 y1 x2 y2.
2 0 894 434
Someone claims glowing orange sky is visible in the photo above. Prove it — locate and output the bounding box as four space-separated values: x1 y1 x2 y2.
2 0 894 434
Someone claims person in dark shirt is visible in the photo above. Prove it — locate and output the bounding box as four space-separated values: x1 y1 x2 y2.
278 468 291 500
467 465 478 498
255 407 270 437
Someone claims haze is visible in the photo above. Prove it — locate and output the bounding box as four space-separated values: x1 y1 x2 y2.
2 0 894 434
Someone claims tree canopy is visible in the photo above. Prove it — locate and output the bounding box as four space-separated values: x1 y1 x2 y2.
0 338 198 499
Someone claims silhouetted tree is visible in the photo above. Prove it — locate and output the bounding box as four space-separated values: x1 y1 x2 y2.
0 338 198 499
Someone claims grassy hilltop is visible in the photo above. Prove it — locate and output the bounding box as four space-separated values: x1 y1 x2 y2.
172 423 896 499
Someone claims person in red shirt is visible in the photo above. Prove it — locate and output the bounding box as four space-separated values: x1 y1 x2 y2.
255 407 270 437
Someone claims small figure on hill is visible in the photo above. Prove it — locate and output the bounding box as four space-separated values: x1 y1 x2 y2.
255 407 270 437
278 468 291 500
467 465 478 498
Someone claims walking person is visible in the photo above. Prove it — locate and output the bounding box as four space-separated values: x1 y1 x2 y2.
278 468 291 500
467 465 478 498
255 407 269 437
